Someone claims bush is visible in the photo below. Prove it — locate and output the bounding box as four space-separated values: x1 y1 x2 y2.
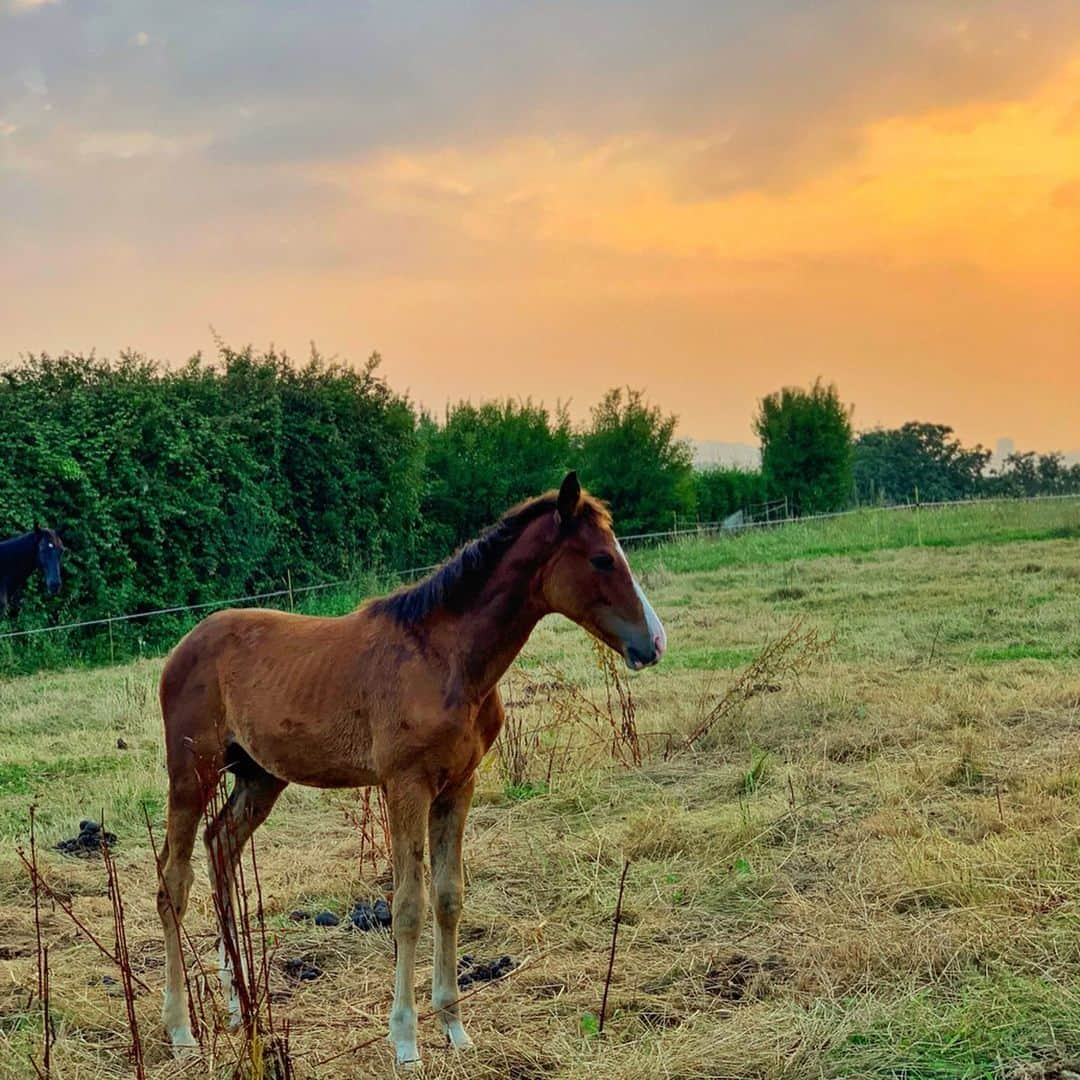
577 388 696 534
0 348 423 663
853 423 990 505
693 467 763 522
419 400 572 558
984 451 1080 498
754 380 853 516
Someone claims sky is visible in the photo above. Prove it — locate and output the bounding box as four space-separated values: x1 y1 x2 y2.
2 1 1078 453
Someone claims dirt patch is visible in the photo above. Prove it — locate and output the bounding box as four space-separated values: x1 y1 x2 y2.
769 587 807 601
1006 1058 1080 1080
702 953 788 1003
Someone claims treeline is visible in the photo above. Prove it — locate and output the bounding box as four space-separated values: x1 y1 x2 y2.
2 351 1075 669
754 382 1080 515
0 351 423 647
854 422 1080 504
0 351 751 658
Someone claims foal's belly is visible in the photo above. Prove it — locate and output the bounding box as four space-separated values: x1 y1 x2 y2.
224 674 383 789
230 712 381 788
268 756 380 789
216 610 466 791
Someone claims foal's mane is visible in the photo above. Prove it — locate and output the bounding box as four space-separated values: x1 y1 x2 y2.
373 491 611 626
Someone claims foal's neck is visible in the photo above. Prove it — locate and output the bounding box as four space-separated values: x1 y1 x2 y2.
440 544 550 703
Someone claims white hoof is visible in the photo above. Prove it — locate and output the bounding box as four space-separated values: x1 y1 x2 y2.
390 1036 422 1069
224 987 243 1030
442 1019 474 1051
169 1026 199 1054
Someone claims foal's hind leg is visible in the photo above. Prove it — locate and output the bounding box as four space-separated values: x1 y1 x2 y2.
156 773 211 1051
203 762 287 1029
385 777 432 1068
429 775 476 1050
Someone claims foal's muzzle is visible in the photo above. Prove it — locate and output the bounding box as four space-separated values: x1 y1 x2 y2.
624 631 666 671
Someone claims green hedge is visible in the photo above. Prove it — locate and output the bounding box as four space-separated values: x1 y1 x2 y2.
0 349 423 669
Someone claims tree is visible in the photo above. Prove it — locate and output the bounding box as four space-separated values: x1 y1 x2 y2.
577 387 695 534
0 347 424 657
693 466 762 522
986 451 1080 498
853 422 990 505
420 399 572 556
754 380 853 515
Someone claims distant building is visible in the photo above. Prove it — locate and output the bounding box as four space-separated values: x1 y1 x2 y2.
992 437 1015 470
692 440 761 470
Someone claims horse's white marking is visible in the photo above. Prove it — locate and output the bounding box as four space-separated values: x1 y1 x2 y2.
443 1018 474 1050
389 1006 420 1066
432 962 474 1049
616 542 667 659
163 988 197 1051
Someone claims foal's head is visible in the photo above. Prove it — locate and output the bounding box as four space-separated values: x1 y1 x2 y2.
34 526 64 596
542 472 666 670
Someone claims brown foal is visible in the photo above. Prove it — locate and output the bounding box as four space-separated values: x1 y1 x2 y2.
155 471 666 1066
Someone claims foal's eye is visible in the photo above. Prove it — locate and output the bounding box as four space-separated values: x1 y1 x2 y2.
590 553 615 572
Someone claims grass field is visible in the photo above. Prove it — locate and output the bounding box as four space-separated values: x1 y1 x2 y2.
1 498 1078 1078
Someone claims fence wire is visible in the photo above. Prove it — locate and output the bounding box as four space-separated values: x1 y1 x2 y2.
1 492 1077 644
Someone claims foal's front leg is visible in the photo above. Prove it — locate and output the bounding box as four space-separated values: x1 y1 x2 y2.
429 775 476 1050
385 779 431 1068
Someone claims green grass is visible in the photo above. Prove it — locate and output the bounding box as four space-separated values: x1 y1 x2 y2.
634 496 1080 576
0 755 126 797
0 496 1077 1077
659 646 758 670
835 971 1080 1079
973 643 1063 662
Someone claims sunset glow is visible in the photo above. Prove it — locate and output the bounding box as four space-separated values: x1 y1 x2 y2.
2 3 1078 452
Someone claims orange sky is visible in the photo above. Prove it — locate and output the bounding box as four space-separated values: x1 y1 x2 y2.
2 3 1078 453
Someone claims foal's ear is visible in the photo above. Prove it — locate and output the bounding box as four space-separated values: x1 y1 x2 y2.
555 471 582 525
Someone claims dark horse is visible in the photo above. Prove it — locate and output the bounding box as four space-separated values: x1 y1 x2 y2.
156 472 666 1066
0 526 64 616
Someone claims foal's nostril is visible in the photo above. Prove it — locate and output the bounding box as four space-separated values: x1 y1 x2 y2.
626 641 660 670
653 633 665 658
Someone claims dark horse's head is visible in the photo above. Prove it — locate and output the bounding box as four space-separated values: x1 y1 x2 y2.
34 525 64 596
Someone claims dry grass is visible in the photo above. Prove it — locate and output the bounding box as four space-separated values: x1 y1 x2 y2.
1 511 1079 1078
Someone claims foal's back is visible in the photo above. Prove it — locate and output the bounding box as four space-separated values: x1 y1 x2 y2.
160 604 452 791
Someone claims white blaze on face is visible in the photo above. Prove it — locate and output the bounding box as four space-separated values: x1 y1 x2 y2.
616 542 667 659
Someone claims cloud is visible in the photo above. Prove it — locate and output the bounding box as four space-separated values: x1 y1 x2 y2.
4 2 1080 185
1 1 1079 454
6 0 59 13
